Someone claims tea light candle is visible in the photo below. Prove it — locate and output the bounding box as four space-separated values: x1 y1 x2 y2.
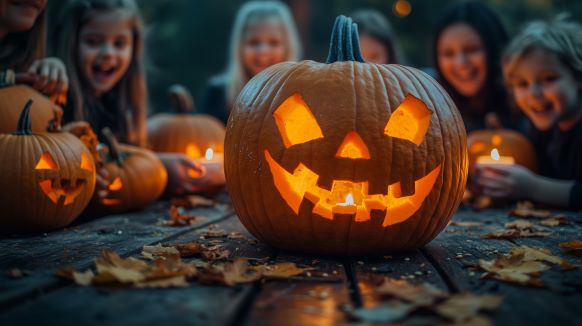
476 148 515 165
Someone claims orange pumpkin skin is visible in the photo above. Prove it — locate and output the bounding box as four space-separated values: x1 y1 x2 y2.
467 129 538 173
88 130 168 216
225 18 467 255
147 85 226 159
0 102 96 232
0 85 62 134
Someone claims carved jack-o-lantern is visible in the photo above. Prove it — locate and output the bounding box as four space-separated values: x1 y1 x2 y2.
0 101 96 232
225 16 468 255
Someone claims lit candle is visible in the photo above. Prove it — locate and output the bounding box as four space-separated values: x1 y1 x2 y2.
476 148 515 165
195 148 225 186
333 193 357 215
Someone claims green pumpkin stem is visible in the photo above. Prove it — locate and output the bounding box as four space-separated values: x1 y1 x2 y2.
101 127 124 166
325 15 365 64
14 99 33 135
168 84 194 114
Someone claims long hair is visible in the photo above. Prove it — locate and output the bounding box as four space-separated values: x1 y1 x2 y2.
351 9 405 64
503 14 582 85
52 0 147 147
0 7 46 71
432 1 508 120
224 0 302 107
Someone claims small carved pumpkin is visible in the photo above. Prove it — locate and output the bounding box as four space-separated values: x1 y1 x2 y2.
467 128 538 172
0 101 96 232
225 16 468 255
147 85 226 159
87 128 168 216
0 85 63 133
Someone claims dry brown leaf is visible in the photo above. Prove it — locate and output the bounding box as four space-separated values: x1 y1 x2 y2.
435 293 503 322
252 262 312 278
451 221 484 227
504 219 533 229
163 206 199 226
509 201 552 219
540 217 568 226
478 246 568 286
483 229 550 239
134 276 188 288
559 240 582 255
141 243 180 260
199 258 261 286
202 224 228 238
174 241 204 257
375 277 447 306
227 232 245 239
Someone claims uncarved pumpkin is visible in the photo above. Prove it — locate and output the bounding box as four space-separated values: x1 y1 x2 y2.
0 100 96 232
87 128 167 216
147 84 226 159
225 16 468 255
0 85 63 134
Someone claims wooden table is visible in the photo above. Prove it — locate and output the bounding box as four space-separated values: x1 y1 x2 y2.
1 194 581 325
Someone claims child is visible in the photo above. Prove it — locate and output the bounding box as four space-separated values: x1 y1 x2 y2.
52 0 204 195
351 9 405 64
432 1 516 132
200 1 302 124
474 16 582 209
0 0 67 98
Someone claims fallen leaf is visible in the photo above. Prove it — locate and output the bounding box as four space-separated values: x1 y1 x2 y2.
559 240 582 255
540 217 569 226
174 241 204 257
483 229 550 239
435 293 503 322
134 275 188 288
202 224 228 238
375 277 446 305
163 206 199 226
199 258 261 286
253 262 312 278
141 243 180 260
504 219 533 229
509 201 552 219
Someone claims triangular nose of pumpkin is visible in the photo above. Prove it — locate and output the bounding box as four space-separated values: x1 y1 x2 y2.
336 131 370 159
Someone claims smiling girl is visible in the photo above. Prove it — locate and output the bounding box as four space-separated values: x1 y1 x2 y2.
473 16 582 209
200 1 302 124
52 0 204 196
432 1 515 132
0 0 67 97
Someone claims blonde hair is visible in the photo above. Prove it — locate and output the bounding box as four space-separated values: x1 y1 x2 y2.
224 1 302 106
52 0 147 147
0 7 46 71
503 14 582 83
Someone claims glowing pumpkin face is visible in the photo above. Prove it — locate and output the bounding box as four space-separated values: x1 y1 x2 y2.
224 16 468 254
0 102 96 232
265 93 441 226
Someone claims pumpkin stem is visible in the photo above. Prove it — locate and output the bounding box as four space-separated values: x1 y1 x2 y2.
325 15 365 64
168 84 194 114
101 127 124 166
14 99 33 135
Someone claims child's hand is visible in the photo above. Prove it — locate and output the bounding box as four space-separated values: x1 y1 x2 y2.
158 153 207 196
27 57 69 98
472 164 537 199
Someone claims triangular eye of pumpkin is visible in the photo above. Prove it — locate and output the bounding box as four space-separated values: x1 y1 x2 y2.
80 153 94 172
384 94 432 146
273 93 324 148
35 151 59 170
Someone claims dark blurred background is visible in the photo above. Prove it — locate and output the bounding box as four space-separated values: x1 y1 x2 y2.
48 0 582 115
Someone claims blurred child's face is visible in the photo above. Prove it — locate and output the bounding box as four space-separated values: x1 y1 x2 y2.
0 0 46 35
509 48 582 131
78 9 133 97
437 23 487 97
359 33 388 64
241 21 286 77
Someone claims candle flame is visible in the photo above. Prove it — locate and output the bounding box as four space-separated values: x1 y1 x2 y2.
205 148 214 160
490 148 500 161
342 193 355 205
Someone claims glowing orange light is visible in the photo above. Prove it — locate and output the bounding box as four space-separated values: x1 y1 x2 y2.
108 177 123 191
476 148 515 165
186 144 201 159
393 0 412 17
80 153 94 172
385 95 432 145
336 131 370 159
340 193 355 206
35 152 59 170
491 135 503 146
273 93 324 148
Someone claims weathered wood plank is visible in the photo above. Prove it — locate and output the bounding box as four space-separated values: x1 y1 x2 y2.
423 208 582 325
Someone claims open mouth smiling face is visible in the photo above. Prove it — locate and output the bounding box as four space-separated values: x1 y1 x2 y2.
264 92 442 227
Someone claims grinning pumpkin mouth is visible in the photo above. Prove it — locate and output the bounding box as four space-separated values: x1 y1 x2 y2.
264 150 441 226
38 179 87 205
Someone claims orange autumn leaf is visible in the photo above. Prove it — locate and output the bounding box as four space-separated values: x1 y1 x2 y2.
559 240 582 255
